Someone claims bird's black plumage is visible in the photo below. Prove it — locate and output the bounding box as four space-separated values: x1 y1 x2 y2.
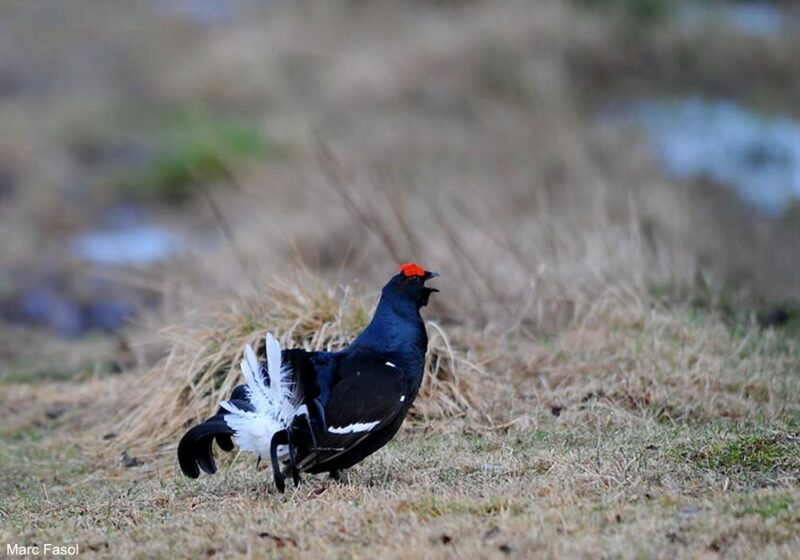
177 264 438 491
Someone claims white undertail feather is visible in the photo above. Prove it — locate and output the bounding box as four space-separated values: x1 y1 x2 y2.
219 333 300 460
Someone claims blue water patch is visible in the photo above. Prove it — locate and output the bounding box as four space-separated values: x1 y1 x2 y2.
725 3 784 35
158 0 235 24
679 2 785 36
72 225 181 266
0 274 155 338
17 285 138 338
602 98 800 215
155 0 282 25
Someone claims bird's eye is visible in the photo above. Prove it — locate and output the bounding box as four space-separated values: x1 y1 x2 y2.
410 276 420 282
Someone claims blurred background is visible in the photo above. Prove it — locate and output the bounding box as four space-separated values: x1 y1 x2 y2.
1 0 799 379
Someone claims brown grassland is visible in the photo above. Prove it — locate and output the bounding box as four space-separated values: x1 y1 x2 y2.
1 1 799 558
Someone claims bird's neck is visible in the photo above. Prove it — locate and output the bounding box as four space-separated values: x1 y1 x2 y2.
349 295 427 368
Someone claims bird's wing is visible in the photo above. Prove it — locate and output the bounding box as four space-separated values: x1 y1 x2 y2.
297 356 408 471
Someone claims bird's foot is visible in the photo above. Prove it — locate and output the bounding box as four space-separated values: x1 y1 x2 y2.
291 467 302 488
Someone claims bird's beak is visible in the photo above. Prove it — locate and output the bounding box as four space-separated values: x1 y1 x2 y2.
423 271 440 294
419 272 439 307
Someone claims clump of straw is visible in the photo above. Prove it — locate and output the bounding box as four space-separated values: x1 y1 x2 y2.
115 272 485 456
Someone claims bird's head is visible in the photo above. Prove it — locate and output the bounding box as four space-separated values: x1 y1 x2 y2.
383 262 440 309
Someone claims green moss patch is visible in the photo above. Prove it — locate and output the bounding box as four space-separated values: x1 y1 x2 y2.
693 433 800 472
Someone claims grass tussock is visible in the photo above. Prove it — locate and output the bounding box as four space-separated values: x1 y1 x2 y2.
114 271 493 457
522 306 800 426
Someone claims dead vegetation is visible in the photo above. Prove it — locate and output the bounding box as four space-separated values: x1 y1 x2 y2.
115 272 493 458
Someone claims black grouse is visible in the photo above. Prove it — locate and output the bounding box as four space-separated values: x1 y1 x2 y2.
178 263 439 491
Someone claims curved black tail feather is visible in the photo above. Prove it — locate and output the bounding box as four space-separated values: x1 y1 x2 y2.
177 414 235 478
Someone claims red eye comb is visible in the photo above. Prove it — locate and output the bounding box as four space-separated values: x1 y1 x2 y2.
400 262 426 278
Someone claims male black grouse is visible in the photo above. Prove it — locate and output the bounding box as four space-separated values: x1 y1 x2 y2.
178 263 439 491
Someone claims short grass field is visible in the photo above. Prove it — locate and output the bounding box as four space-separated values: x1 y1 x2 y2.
1 1 800 558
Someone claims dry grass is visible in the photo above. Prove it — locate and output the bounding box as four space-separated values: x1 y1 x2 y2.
519 306 800 423
3 269 798 558
2 311 799 560
115 271 491 459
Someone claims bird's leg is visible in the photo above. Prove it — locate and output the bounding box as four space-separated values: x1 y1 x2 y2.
286 431 302 488
329 469 342 481
269 431 288 493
